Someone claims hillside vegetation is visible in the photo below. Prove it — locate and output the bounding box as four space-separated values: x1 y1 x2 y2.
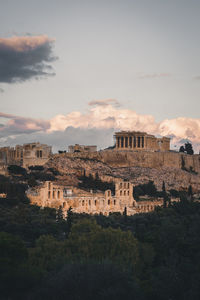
0 174 200 299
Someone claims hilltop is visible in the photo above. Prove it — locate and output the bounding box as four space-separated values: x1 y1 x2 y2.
45 150 200 193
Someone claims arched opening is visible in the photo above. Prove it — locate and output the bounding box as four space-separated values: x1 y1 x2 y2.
57 191 60 199
82 200 84 206
108 199 110 205
48 191 51 199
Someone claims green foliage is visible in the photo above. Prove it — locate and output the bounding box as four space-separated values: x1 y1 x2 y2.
8 164 27 175
179 145 185 153
28 165 44 171
1 177 200 299
179 142 194 155
78 172 115 193
133 180 157 199
65 219 139 269
29 262 143 300
169 189 180 198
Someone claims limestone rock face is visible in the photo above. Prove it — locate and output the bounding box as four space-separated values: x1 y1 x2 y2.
45 151 200 193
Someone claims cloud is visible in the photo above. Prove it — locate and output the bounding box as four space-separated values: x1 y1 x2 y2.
49 102 157 132
0 112 50 137
88 99 120 107
0 35 57 83
48 102 200 152
0 100 200 152
137 73 171 79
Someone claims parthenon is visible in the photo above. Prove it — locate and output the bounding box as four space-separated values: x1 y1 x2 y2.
114 131 170 151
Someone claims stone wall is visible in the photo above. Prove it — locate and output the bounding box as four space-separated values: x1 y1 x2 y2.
63 150 200 173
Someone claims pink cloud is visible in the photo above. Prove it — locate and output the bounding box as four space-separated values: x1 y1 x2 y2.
0 35 54 52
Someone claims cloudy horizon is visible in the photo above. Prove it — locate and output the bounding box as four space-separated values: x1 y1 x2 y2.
0 99 199 153
0 0 200 153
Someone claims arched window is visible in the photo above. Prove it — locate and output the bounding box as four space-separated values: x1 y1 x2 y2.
124 190 126 196
57 191 60 199
108 199 110 205
48 191 51 198
95 200 97 206
114 200 116 205
120 190 122 196
82 200 84 206
89 200 91 205
53 191 55 199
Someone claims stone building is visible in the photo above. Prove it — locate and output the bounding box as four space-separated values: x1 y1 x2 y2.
68 144 97 153
0 142 52 169
114 131 170 151
27 180 162 216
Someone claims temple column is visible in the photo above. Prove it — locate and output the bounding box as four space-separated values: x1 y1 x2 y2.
137 136 140 148
142 136 144 148
120 136 124 148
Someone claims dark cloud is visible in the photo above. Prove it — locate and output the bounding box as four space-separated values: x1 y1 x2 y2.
88 99 120 107
0 35 57 83
0 112 50 137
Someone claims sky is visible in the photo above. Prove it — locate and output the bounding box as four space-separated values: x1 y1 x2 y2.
0 0 200 152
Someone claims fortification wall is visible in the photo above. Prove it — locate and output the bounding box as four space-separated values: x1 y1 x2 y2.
64 151 200 173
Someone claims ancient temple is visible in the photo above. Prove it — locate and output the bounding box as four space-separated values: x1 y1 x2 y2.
114 131 170 151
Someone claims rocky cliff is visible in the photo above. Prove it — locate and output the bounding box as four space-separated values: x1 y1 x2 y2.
45 151 200 193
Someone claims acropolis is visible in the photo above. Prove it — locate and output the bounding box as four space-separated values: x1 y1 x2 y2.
114 131 170 151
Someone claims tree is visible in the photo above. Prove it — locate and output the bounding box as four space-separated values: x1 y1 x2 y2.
179 145 185 153
8 165 27 176
162 181 167 208
66 207 73 237
179 142 194 155
185 142 194 155
188 185 194 202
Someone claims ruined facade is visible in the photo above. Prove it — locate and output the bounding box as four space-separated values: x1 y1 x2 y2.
114 131 170 151
68 144 97 153
27 180 162 216
0 142 52 169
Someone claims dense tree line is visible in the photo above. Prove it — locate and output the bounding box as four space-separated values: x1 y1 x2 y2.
78 172 115 193
0 174 200 299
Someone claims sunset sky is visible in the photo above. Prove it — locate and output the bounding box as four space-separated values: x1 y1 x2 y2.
0 0 200 152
